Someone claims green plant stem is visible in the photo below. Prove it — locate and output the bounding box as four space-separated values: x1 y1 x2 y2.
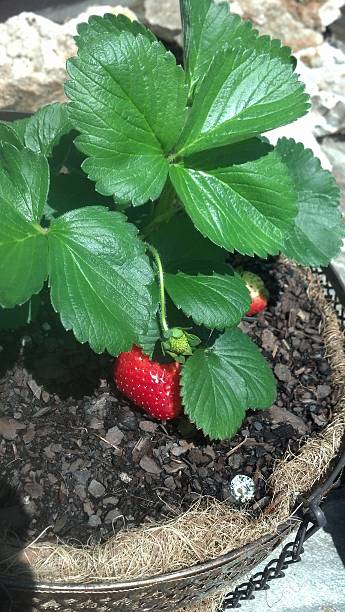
32 223 49 236
145 243 169 335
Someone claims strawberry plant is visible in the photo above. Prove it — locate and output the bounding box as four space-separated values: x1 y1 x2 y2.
0 0 343 440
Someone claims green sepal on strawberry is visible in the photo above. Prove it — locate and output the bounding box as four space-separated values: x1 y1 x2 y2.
162 328 201 363
240 271 269 316
114 346 182 420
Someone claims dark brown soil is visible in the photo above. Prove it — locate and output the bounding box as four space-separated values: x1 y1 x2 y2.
0 261 339 546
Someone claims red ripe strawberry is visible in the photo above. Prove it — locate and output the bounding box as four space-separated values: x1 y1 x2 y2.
114 346 182 421
241 271 269 316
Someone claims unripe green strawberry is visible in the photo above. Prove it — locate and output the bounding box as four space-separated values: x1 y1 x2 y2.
169 335 190 355
240 271 269 316
114 346 182 420
167 329 191 355
162 328 201 362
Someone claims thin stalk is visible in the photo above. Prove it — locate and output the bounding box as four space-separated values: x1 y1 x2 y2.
32 223 49 236
146 243 169 335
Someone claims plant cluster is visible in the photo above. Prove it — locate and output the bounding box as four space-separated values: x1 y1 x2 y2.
0 0 343 439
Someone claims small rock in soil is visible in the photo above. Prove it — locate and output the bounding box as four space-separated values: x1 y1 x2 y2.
83 501 94 517
103 497 119 506
24 480 43 499
316 384 332 399
0 417 26 441
105 426 124 446
74 469 91 485
104 509 122 524
54 515 68 533
139 420 158 433
139 455 161 475
23 425 36 445
261 329 278 352
164 476 176 490
117 407 138 431
267 406 309 435
27 379 42 400
75 485 87 501
88 479 106 498
274 363 292 382
164 460 188 474
88 515 102 527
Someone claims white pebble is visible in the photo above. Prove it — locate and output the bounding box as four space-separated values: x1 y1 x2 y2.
229 474 255 503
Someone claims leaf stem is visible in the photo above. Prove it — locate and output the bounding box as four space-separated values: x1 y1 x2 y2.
32 223 49 236
145 243 169 335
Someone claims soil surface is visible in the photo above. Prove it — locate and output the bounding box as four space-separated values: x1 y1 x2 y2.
0 261 339 545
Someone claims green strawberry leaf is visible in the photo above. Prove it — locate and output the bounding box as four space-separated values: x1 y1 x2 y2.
45 173 114 220
24 103 72 157
181 328 276 440
137 315 161 357
0 145 49 308
165 272 251 329
148 213 228 273
275 138 344 266
66 32 188 205
176 46 309 157
76 12 156 48
0 113 70 156
180 0 294 96
48 206 154 355
11 117 30 144
170 150 297 257
0 122 23 148
137 282 161 357
0 144 49 222
0 295 41 330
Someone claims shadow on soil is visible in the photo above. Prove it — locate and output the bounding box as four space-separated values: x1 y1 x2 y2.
0 337 23 381
21 317 111 401
0 478 34 611
1 293 111 402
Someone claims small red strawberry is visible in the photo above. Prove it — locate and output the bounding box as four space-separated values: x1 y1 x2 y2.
114 346 182 421
240 271 269 316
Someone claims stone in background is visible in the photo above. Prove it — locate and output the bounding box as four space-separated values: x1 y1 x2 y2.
0 5 136 112
1 0 344 124
144 0 344 49
0 0 344 192
297 41 345 136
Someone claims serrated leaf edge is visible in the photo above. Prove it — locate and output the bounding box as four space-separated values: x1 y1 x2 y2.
165 271 251 330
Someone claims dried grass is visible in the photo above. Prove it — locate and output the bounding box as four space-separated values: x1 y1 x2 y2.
4 503 263 581
1 266 344 611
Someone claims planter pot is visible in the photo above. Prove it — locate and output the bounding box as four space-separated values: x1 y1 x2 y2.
0 113 345 612
1 523 293 611
0 267 344 612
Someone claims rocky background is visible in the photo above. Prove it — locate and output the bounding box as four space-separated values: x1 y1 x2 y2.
0 0 344 207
